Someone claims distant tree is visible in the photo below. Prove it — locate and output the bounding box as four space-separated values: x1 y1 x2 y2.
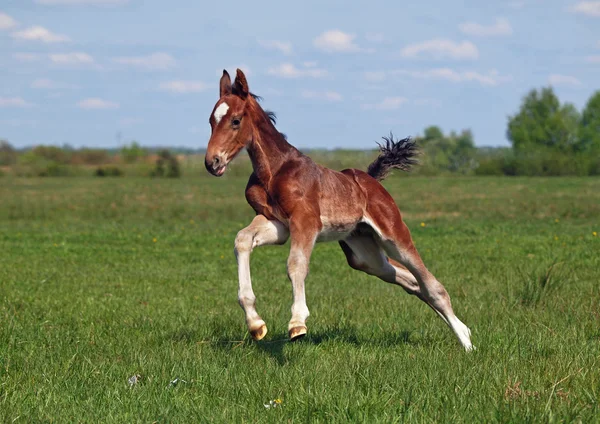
507 87 580 152
423 125 444 142
449 129 477 173
579 90 600 152
558 103 582 151
0 140 17 166
120 141 146 164
416 127 478 174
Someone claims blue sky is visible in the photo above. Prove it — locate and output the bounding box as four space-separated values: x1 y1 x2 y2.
1 0 599 150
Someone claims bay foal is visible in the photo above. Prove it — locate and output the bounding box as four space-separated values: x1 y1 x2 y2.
205 69 474 351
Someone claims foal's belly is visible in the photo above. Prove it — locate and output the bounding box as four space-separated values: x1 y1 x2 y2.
316 216 359 242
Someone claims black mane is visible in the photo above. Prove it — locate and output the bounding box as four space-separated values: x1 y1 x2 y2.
247 92 287 140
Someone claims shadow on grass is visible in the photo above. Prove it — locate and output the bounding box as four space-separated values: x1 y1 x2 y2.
243 326 419 366
168 324 422 366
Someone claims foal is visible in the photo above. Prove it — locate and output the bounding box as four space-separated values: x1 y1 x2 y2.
205 69 474 351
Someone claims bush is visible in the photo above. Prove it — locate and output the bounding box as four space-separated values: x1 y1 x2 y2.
95 166 123 177
473 147 599 176
40 162 71 177
31 145 71 164
0 140 17 166
151 149 181 178
474 157 505 176
16 151 73 177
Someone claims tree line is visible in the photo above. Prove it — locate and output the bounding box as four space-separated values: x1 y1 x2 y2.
411 87 599 176
1 86 599 177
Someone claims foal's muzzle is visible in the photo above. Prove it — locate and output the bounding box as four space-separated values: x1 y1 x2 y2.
205 155 226 177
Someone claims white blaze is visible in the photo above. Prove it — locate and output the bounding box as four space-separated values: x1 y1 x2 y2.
213 102 229 125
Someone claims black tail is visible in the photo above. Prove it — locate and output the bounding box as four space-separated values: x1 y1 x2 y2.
366 133 420 181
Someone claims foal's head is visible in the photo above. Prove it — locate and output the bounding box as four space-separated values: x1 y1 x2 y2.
205 69 254 177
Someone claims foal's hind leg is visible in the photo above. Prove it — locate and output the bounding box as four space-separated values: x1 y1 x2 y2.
340 235 450 327
367 219 473 351
235 215 289 340
340 235 422 297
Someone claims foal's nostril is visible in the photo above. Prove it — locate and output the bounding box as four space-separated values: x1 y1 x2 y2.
213 156 221 167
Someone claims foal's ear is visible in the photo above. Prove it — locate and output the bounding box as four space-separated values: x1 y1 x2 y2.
233 68 249 99
219 70 232 97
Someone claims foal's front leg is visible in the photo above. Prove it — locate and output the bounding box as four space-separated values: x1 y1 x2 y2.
235 215 289 340
286 214 320 341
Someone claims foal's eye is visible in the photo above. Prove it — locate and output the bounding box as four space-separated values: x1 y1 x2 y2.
232 118 241 128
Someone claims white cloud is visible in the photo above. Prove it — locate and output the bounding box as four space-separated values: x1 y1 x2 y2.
267 63 327 78
112 52 175 70
548 74 582 86
37 0 128 3
0 12 18 30
415 68 510 85
313 30 367 53
586 55 600 63
158 80 207 94
571 1 600 16
301 90 343 102
15 52 94 66
459 18 513 36
371 68 511 86
49 52 94 65
77 98 119 109
259 39 292 55
400 39 479 60
362 97 408 110
31 78 78 89
303 61 318 68
0 97 34 108
11 26 70 43
13 53 42 62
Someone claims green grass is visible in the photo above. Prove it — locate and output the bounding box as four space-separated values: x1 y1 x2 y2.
1 174 599 422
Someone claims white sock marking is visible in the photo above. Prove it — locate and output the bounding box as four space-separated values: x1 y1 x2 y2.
213 102 229 125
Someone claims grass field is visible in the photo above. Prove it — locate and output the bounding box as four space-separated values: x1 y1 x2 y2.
1 172 599 422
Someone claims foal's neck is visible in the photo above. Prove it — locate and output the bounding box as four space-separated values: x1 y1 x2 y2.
246 101 298 188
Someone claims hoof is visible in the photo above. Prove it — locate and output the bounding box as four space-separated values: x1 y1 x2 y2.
249 323 268 341
289 325 307 341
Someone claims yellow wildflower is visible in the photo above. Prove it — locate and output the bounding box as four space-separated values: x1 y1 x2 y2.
420 222 426 227
593 231 597 237
153 238 157 243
